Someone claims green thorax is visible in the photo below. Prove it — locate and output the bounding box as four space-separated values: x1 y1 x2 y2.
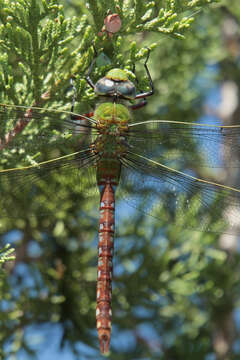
94 102 130 185
95 102 131 131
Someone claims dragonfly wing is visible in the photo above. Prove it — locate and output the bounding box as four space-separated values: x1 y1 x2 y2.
0 148 98 218
119 151 240 235
0 104 97 152
127 120 240 170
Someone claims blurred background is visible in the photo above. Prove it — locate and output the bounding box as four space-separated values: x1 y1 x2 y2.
1 0 240 359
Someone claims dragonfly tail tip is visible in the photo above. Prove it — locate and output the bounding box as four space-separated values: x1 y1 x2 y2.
99 333 110 354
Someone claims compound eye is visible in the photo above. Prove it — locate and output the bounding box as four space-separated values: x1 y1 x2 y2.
116 80 136 99
95 78 115 96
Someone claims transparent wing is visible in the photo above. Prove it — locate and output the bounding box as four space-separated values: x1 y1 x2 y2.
127 120 240 169
119 151 240 235
0 104 101 218
0 104 98 152
0 148 99 218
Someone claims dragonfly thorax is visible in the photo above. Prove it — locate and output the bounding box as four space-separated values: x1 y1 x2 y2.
95 102 130 133
93 100 130 184
94 68 136 100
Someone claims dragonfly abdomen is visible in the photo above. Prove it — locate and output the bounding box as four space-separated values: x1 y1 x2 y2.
96 179 116 353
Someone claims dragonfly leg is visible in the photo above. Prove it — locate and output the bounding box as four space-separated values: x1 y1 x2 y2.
69 77 83 120
86 44 98 89
70 77 77 114
135 48 154 100
130 99 147 110
69 78 94 121
130 61 147 110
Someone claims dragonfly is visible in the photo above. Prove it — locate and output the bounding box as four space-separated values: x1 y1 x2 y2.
1 48 240 354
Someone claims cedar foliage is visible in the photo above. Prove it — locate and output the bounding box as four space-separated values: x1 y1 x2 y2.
1 1 240 359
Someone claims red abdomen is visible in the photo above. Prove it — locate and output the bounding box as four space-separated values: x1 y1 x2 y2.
96 180 115 353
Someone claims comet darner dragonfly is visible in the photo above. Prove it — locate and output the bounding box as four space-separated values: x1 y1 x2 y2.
1 49 240 353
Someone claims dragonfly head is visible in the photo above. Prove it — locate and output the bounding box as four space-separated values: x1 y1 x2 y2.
94 68 136 100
